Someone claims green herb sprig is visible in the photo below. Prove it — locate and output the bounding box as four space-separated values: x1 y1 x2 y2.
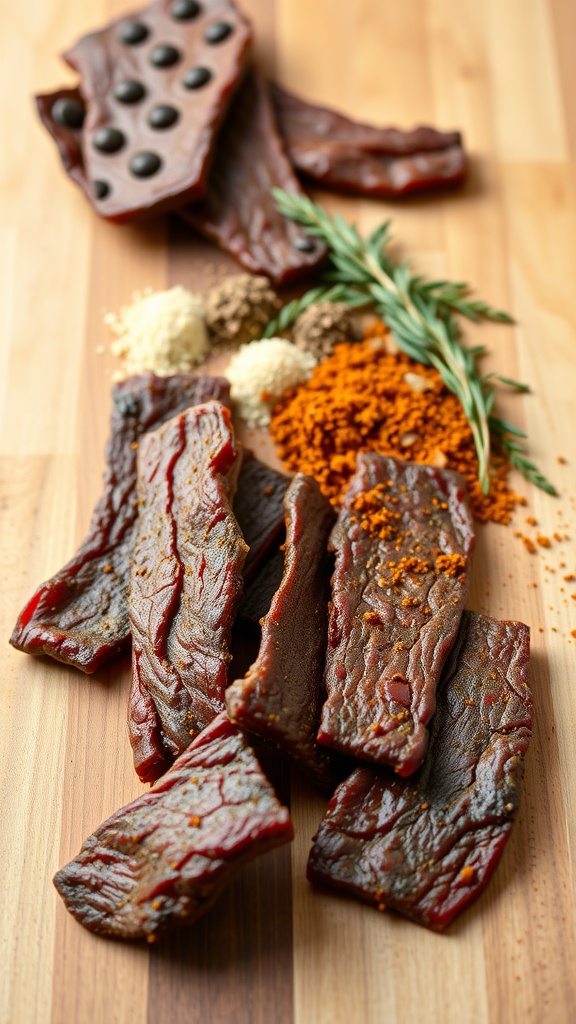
269 189 556 496
263 283 369 337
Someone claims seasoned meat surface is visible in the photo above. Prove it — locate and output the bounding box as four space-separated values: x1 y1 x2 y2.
318 454 475 775
54 712 293 941
227 474 342 792
308 612 532 931
179 72 327 285
10 374 230 673
129 401 247 783
272 85 467 197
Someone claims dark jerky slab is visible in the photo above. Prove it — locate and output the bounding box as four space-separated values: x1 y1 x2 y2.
129 401 247 783
233 450 290 585
318 454 475 776
179 72 327 286
39 0 252 222
54 711 293 941
227 474 342 793
10 374 229 674
271 85 467 198
237 546 285 627
308 612 532 931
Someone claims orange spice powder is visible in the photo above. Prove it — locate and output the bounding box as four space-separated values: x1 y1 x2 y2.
270 320 519 523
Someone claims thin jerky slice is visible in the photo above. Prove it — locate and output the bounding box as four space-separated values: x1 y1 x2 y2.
318 453 475 775
271 85 467 197
237 546 285 627
227 473 341 792
39 0 252 222
129 401 247 783
233 450 290 584
179 72 326 286
10 374 229 674
54 711 293 941
308 612 532 931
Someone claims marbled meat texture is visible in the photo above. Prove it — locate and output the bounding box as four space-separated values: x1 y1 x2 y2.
272 85 467 197
129 401 248 783
10 374 230 674
53 711 293 941
233 450 290 585
308 612 532 931
179 72 327 286
318 454 475 776
227 474 341 792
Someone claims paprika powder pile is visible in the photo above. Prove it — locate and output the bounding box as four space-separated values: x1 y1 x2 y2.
270 320 519 524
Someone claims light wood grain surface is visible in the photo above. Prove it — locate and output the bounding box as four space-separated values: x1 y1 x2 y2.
1 1 576 1022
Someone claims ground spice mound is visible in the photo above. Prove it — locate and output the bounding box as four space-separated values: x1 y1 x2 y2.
270 320 518 523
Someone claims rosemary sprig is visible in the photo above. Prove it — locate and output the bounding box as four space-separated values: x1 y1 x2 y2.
489 416 557 495
272 188 556 496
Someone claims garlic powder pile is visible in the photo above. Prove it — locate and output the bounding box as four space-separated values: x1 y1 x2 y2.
226 337 315 427
104 286 208 379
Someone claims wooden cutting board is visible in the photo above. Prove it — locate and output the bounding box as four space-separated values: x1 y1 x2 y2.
1 0 576 1021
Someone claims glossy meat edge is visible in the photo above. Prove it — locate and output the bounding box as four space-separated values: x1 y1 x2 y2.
10 374 230 673
178 71 327 286
271 84 467 197
39 0 252 221
318 453 475 775
233 450 291 585
308 611 532 931
129 401 248 782
227 473 342 792
53 711 293 941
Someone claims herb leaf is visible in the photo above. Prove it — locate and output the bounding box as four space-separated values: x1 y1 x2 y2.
270 189 554 496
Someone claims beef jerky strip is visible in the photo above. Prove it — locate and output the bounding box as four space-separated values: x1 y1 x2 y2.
271 84 467 198
10 374 229 674
54 711 293 941
308 612 532 932
236 546 285 628
318 453 475 776
227 473 343 793
38 0 252 222
233 449 291 585
129 401 247 783
179 71 327 286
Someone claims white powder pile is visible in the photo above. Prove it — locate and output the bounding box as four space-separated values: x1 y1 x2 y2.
104 286 209 379
226 337 315 427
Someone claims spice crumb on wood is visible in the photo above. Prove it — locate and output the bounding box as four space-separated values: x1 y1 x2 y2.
270 320 520 525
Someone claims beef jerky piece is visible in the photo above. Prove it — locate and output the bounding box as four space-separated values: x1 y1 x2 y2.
129 401 247 783
237 546 285 627
318 453 475 776
179 72 327 286
233 450 291 585
38 0 252 222
10 374 230 674
271 85 467 198
54 711 293 941
233 454 292 626
227 474 342 793
308 612 532 931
